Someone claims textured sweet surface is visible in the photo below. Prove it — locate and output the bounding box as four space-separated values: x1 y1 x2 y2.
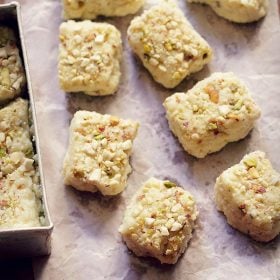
119 178 198 264
163 72 261 158
63 110 139 195
0 27 26 103
188 0 268 23
215 151 280 242
19 0 280 278
0 99 42 229
59 20 122 96
127 3 212 88
63 0 144 20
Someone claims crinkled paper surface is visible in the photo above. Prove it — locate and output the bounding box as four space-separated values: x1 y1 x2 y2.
2 0 280 279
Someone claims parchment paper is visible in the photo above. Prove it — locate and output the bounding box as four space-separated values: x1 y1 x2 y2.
2 0 280 278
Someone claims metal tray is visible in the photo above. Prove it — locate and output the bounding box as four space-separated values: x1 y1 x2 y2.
0 1 53 258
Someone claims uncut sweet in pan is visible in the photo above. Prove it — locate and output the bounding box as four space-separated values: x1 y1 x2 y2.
0 98 43 229
0 27 26 103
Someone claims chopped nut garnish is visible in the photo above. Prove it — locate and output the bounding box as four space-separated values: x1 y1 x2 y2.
248 167 259 178
164 41 173 51
205 85 219 103
145 217 155 225
149 58 159 66
0 200 8 207
171 221 183 232
239 204 246 213
233 99 243 110
0 148 6 158
160 226 170 236
227 113 240 120
159 65 167 72
207 122 218 130
164 181 177 188
110 116 120 126
1 67 10 87
95 34 104 43
143 43 152 53
255 186 266 194
172 72 181 80
244 158 257 168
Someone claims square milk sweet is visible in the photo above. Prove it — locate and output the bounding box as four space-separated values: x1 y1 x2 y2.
63 110 139 196
215 151 280 242
127 4 212 88
63 0 144 20
59 20 122 96
163 72 261 158
119 178 198 264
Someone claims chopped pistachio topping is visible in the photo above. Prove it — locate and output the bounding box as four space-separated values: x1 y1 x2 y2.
164 181 177 188
0 147 6 158
244 157 257 168
1 68 11 87
207 122 218 130
233 99 243 110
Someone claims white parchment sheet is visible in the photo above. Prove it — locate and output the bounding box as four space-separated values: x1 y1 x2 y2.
2 0 280 279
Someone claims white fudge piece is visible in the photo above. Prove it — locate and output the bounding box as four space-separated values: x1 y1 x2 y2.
63 0 144 20
188 0 268 23
119 178 198 264
215 151 280 242
59 20 122 96
0 98 33 156
127 4 212 88
0 152 42 228
63 111 139 196
0 99 42 229
0 27 26 103
163 72 261 158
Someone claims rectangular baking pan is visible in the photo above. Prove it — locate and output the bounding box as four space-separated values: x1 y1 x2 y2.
0 1 53 258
